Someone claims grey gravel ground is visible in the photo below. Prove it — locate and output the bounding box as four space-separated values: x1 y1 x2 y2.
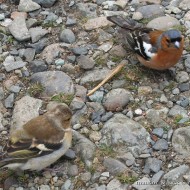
0 0 190 190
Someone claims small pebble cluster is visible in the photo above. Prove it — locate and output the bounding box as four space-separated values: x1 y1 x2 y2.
0 0 190 190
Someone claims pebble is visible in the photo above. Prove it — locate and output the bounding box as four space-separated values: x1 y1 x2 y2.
77 55 95 70
60 29 76 44
4 93 14 108
176 71 190 83
152 128 164 138
153 139 168 151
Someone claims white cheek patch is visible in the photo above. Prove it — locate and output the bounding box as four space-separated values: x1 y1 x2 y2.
143 42 156 58
175 41 180 48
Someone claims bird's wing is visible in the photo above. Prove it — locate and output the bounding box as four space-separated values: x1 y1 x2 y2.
22 115 67 143
0 137 63 167
107 15 161 60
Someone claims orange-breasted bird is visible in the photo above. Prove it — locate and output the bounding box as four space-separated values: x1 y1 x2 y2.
107 15 184 70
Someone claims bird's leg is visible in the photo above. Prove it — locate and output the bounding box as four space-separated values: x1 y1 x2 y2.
87 61 126 96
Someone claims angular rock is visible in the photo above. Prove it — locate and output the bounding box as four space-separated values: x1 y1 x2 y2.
29 27 48 43
9 12 30 41
29 60 47 73
153 139 168 151
18 0 41 12
143 157 162 174
31 71 74 97
103 88 130 111
107 179 128 190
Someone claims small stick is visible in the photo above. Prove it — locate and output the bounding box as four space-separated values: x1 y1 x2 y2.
87 62 126 96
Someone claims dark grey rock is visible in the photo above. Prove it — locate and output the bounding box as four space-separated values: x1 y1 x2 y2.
32 0 57 7
152 128 164 138
153 139 168 151
4 93 14 108
71 46 88 55
143 157 162 174
72 105 87 125
101 111 114 122
178 83 190 92
103 158 127 175
27 38 48 54
29 60 47 73
30 71 74 97
137 5 165 18
77 55 95 70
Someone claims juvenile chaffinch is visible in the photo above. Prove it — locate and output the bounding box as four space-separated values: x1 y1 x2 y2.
107 15 184 70
0 103 72 171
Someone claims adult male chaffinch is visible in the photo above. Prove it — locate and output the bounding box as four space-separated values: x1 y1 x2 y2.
107 15 184 70
0 103 72 171
87 16 184 96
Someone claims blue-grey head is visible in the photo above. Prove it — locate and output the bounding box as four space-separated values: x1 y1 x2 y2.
162 29 182 49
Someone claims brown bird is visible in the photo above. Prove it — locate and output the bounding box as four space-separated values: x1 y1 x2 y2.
0 103 72 171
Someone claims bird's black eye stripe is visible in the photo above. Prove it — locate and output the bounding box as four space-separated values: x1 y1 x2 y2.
170 37 182 43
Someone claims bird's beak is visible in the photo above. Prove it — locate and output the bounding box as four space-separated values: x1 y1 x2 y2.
174 41 180 48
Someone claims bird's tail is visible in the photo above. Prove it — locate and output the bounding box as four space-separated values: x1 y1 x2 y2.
107 15 142 30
